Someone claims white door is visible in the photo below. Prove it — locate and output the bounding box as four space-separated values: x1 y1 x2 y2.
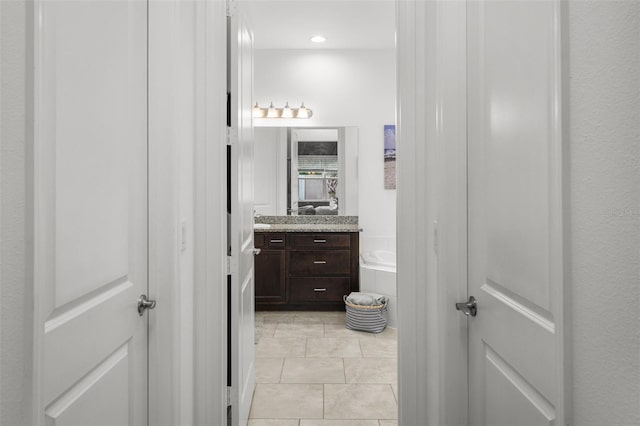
228 5 256 425
35 1 149 424
467 1 566 425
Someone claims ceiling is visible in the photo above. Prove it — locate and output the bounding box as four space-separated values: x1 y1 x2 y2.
245 0 396 50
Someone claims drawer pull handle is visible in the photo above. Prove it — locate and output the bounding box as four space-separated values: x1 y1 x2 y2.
313 288 327 292
270 239 284 243
313 260 327 264
314 239 327 243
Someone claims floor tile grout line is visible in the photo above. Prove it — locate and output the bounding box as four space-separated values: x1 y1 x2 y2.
278 354 285 384
322 383 326 420
304 335 308 357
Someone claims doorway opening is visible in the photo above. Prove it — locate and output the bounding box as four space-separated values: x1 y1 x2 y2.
245 0 399 423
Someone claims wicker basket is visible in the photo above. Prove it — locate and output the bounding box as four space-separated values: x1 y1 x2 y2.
344 296 388 334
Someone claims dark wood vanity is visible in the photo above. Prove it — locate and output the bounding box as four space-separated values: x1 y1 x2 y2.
255 231 359 310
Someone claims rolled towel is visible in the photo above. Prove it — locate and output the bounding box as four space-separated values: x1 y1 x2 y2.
346 292 388 306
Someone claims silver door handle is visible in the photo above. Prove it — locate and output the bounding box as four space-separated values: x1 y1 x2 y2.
138 294 156 316
313 288 327 292
455 296 477 317
313 260 327 264
314 239 327 243
270 239 283 243
253 248 261 255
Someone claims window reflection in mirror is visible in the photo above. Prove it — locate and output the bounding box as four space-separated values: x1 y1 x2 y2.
292 129 340 215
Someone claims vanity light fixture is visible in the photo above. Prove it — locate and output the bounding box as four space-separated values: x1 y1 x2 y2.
311 35 326 43
252 101 313 119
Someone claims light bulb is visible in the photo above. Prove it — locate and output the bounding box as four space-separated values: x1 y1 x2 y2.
297 102 311 118
266 102 279 118
281 102 294 118
252 102 265 118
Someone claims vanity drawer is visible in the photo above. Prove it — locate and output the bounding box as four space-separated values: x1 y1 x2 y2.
289 277 350 303
289 250 350 276
289 234 351 249
255 233 286 249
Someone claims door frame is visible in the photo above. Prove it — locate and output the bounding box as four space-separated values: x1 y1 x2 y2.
396 1 450 424
26 0 201 423
19 0 227 423
192 0 229 425
396 1 571 425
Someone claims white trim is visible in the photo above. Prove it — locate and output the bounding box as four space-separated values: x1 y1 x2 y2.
554 1 571 424
395 2 475 425
148 0 182 422
433 2 469 424
396 1 439 424
32 0 46 421
193 0 228 424
559 1 573 423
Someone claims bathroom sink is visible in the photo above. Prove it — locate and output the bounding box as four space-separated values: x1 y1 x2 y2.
254 223 271 229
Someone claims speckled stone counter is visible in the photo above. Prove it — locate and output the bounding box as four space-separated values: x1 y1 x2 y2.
254 216 360 233
254 223 360 233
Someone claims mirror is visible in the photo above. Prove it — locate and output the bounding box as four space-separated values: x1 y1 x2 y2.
253 127 358 216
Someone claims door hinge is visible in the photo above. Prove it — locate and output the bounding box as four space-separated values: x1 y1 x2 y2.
226 0 236 17
226 127 237 146
226 386 232 406
227 256 232 274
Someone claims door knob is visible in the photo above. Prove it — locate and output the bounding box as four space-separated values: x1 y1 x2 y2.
253 248 261 255
455 296 477 317
138 294 156 316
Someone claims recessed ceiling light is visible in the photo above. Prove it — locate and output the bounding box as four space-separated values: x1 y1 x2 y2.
311 35 326 43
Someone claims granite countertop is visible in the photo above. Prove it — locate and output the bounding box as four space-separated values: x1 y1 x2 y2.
254 215 360 233
254 223 361 233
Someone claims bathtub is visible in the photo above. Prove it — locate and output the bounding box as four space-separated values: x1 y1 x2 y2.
359 250 397 327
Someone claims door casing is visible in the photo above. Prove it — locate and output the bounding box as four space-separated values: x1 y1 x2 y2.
28 0 206 423
396 1 570 425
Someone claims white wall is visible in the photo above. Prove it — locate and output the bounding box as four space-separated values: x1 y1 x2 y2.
253 49 396 253
568 2 640 424
148 2 198 424
1 1 33 423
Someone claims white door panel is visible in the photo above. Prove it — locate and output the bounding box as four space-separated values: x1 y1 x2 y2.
229 6 256 425
36 1 148 423
468 1 564 425
45 344 131 426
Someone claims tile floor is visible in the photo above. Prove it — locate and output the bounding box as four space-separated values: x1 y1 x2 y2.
250 311 398 426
